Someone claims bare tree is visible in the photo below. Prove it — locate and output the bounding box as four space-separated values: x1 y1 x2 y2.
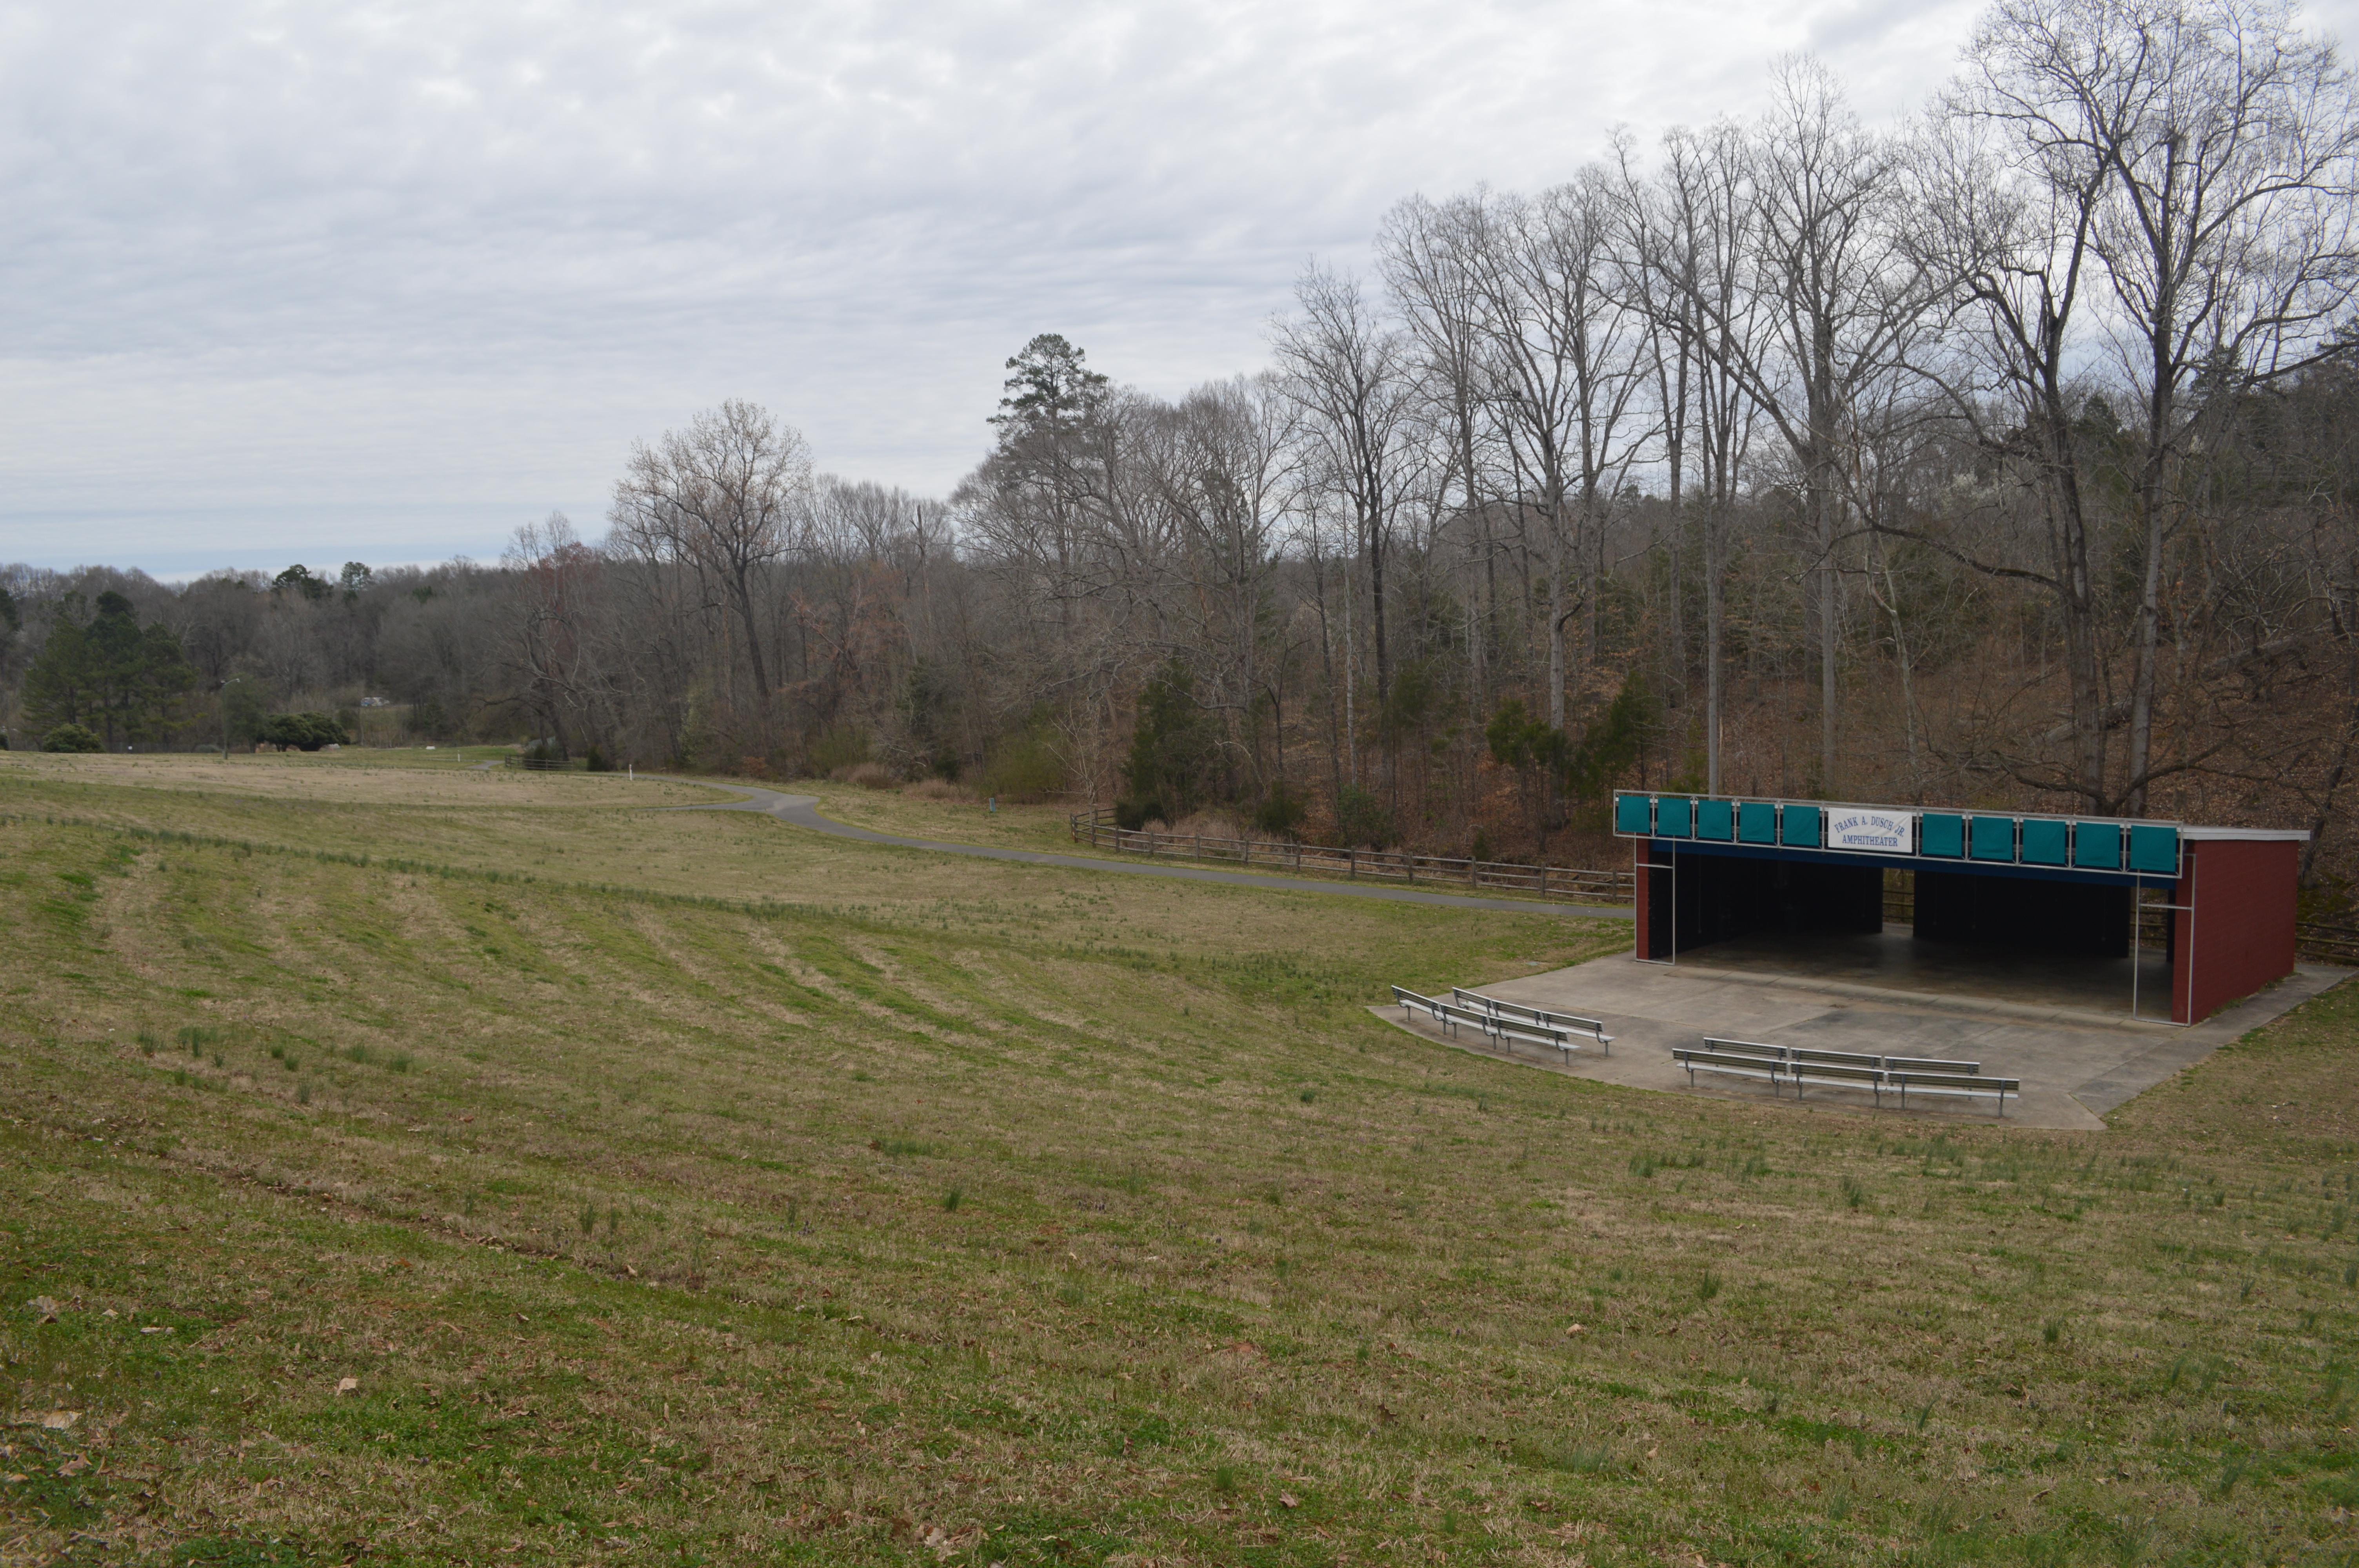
1272 265 1419 712
609 400 813 732
1453 177 1654 731
1379 192 1503 716
1681 60 1938 793
1914 19 2126 809
1629 121 1771 793
2083 0 2359 811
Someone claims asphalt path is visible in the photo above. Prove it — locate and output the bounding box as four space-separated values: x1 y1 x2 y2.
677 784 1636 920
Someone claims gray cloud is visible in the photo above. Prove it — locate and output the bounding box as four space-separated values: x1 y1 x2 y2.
4 0 2351 573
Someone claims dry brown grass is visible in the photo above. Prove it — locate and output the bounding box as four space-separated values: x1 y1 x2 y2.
0 749 712 811
1164 809 1249 840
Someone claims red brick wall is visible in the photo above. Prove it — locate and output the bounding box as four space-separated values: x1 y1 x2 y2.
2172 839 2299 1023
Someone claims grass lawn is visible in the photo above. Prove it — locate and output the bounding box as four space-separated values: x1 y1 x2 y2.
792 782 1615 908
792 783 1119 863
0 755 2354 1567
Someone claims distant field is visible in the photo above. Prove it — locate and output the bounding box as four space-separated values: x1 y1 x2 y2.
797 781 1132 862
1 754 2354 1567
792 783 1605 908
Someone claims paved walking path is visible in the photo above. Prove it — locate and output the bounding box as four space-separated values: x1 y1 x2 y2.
677 784 1635 919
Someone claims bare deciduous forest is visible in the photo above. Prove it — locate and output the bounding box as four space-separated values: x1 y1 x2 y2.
8 0 2359 897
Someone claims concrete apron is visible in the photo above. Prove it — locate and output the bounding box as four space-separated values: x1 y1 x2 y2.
1371 953 2350 1131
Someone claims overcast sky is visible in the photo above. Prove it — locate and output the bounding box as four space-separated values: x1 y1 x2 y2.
4 0 2352 578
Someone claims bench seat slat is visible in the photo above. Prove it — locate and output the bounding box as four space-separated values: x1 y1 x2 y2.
1888 1071 2019 1116
1673 1049 1788 1096
1786 1061 1885 1105
1789 1048 1881 1070
1700 1037 1784 1062
1890 1072 2017 1092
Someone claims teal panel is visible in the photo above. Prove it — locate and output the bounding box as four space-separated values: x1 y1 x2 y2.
2128 823 2181 875
1969 816 2016 862
1737 801 1777 844
1920 812 1964 858
1613 793 1652 836
1656 797 1693 838
1781 804 1821 848
2073 822 2122 870
1694 799 1734 841
2021 819 2068 866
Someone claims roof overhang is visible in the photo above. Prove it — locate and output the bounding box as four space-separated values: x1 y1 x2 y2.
2179 828 2311 842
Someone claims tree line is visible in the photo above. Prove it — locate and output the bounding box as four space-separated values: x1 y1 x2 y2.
5 0 2359 889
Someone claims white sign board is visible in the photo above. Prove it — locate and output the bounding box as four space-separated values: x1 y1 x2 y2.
1827 808 1915 856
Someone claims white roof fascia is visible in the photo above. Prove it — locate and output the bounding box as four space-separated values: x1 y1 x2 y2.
2178 827 2311 842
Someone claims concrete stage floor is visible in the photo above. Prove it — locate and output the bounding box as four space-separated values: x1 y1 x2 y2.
1377 932 2347 1129
1680 927 2179 1022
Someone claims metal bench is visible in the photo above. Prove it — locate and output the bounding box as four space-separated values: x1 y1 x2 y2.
1786 1060 1886 1104
1679 1040 2010 1114
1394 985 1579 1065
1390 987 1501 1042
1478 1014 1578 1065
1884 1056 1981 1076
1788 1047 1883 1071
1700 1036 1787 1065
1393 987 1465 1036
1888 1071 2018 1113
1433 1000 1498 1040
1391 985 1441 1025
1452 988 1613 1054
1673 1046 1787 1093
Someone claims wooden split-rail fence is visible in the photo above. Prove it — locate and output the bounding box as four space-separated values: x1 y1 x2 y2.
2297 922 2359 965
1067 808 1633 906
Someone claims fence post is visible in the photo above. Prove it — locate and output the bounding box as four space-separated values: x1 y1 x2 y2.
1539 865 1548 899
1349 847 1356 880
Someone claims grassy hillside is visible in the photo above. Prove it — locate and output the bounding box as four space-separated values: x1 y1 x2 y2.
0 755 2354 1567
